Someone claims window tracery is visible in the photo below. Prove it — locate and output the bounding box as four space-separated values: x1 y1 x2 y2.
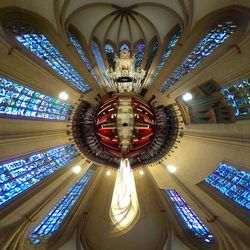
160 20 238 92
205 163 250 210
28 165 97 245
0 145 80 207
6 24 91 93
0 76 72 120
151 28 181 82
134 42 145 70
67 31 103 88
165 189 214 244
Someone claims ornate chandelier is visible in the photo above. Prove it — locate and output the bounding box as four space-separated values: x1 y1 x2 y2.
106 48 145 93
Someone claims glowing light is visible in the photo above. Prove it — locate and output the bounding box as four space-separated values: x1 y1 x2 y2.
139 170 144 175
72 165 81 174
59 92 69 101
167 165 176 173
106 170 111 176
182 92 192 102
110 159 140 232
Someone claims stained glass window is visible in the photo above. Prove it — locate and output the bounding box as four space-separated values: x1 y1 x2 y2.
151 28 181 82
160 21 238 92
165 189 214 244
7 24 91 93
91 41 110 86
0 76 72 120
104 43 115 70
119 43 130 52
134 42 145 69
205 163 250 210
67 31 103 88
28 165 97 245
0 145 80 207
220 79 250 118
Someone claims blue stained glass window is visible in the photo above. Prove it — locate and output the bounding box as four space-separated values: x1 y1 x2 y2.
160 21 238 92
134 42 145 69
0 76 72 120
119 43 130 52
0 145 80 207
205 163 250 210
104 43 115 70
91 41 110 86
151 28 181 82
220 79 250 118
67 32 103 88
28 165 97 245
7 24 91 93
165 189 214 244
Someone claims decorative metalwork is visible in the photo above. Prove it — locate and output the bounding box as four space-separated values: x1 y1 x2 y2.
67 32 103 88
28 165 97 245
0 76 72 120
160 21 238 92
7 24 91 93
134 42 145 70
0 145 80 207
165 189 214 244
91 41 110 86
104 43 116 70
220 79 250 118
205 163 250 210
151 28 181 82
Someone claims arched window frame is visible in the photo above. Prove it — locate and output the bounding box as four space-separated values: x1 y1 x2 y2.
67 26 103 89
159 8 249 93
26 164 98 247
104 40 116 71
198 161 250 226
0 144 80 211
91 37 110 86
162 189 216 249
0 10 92 94
133 39 145 70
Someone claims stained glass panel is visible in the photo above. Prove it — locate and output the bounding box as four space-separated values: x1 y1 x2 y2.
104 43 115 70
67 32 103 88
165 189 214 244
145 39 158 72
0 145 80 207
134 42 145 69
220 79 250 118
7 24 91 93
205 163 250 210
119 44 130 52
91 41 110 86
160 21 238 92
28 165 97 245
0 76 72 120
151 28 181 82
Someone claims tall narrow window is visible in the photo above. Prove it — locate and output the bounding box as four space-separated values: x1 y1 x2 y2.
6 24 91 93
104 43 115 70
220 79 250 119
134 42 145 70
151 28 181 82
0 145 80 207
165 189 214 244
205 163 250 210
67 31 103 88
160 20 238 92
28 165 97 245
0 76 72 120
91 41 110 86
144 38 158 73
